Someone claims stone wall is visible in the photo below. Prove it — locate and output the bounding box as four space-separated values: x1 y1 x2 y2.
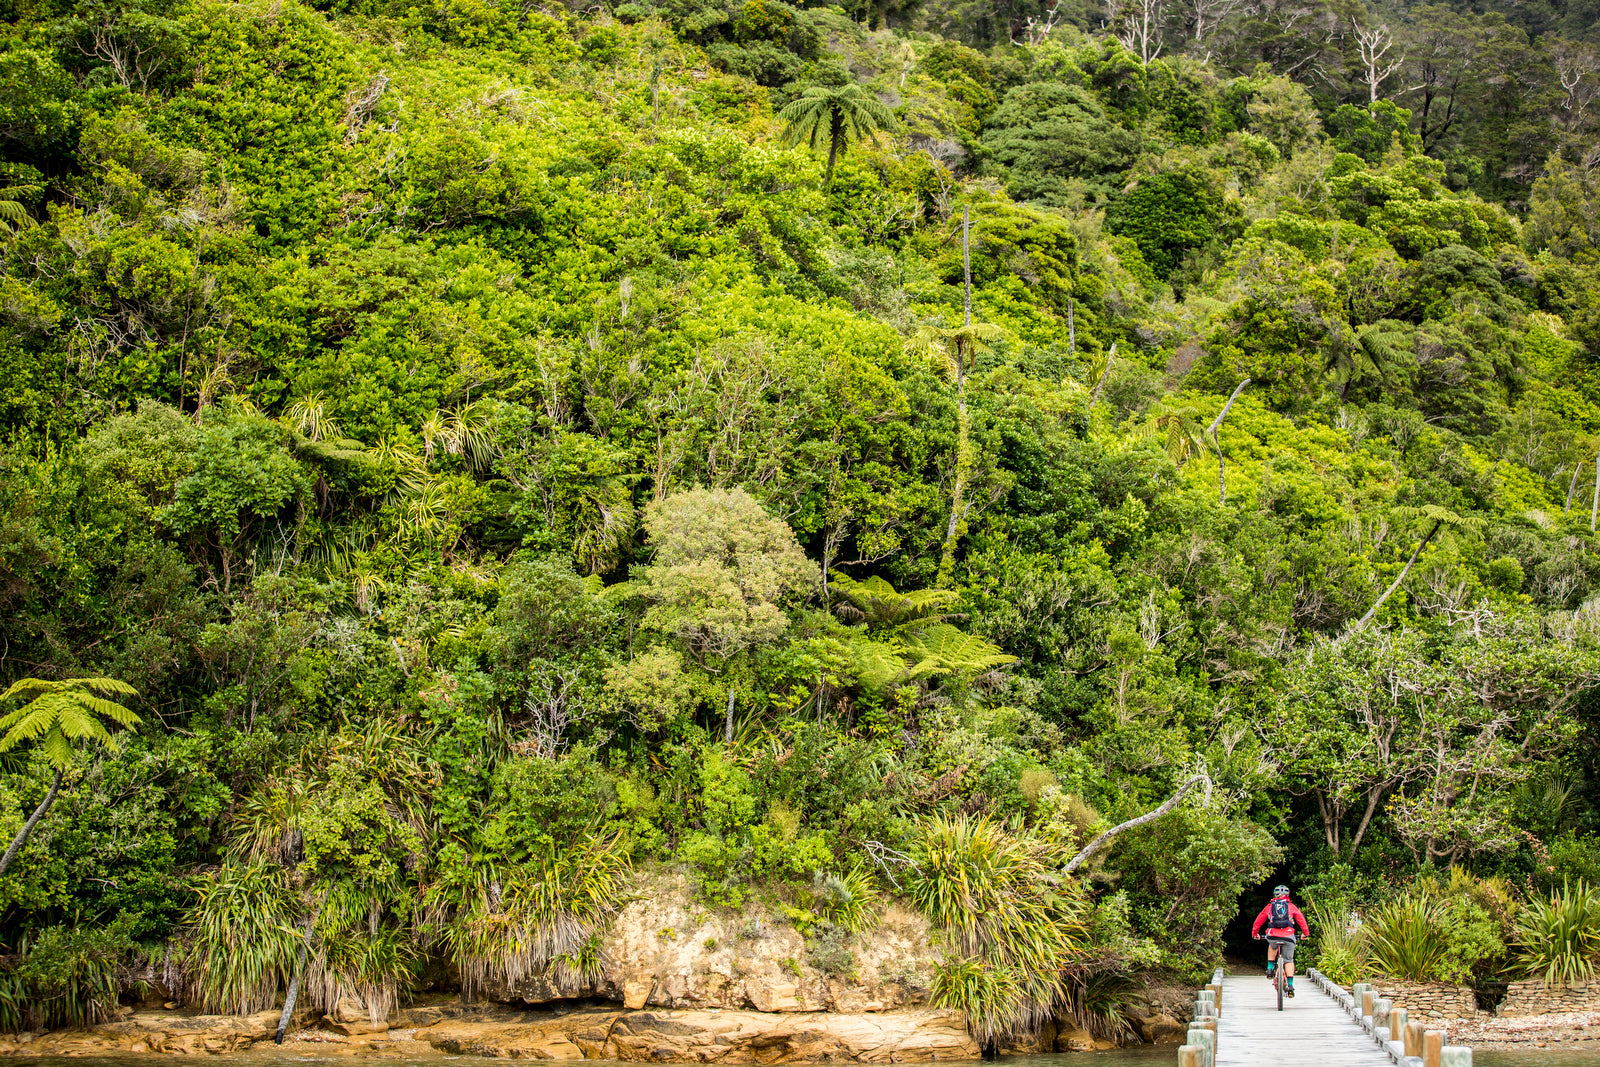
1497 980 1600 1017
1373 981 1478 1019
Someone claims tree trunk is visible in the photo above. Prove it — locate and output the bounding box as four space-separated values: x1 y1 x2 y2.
1352 520 1442 632
276 893 326 1043
0 768 63 877
1347 784 1385 860
724 686 736 745
1065 774 1211 872
1067 297 1075 354
825 116 841 189
1567 463 1582 513
1591 453 1599 533
1207 378 1250 506
938 207 972 587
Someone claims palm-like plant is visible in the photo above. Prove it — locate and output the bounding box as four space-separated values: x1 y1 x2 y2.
284 392 345 442
1143 404 1211 468
1328 319 1410 400
0 185 39 237
829 572 960 631
778 83 898 189
0 677 140 875
909 815 1082 1045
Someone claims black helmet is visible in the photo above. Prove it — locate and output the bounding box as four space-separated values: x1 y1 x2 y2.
1274 885 1290 896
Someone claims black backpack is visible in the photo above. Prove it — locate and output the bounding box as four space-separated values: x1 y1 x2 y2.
1270 898 1292 926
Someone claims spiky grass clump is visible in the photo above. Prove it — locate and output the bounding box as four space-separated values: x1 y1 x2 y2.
930 956 1022 1045
1306 900 1372 986
1366 895 1448 982
182 859 302 1015
447 834 630 1000
908 814 1082 1043
1514 881 1600 988
811 865 882 933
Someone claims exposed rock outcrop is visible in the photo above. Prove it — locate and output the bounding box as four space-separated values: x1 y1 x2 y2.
412 1007 981 1062
478 871 939 1016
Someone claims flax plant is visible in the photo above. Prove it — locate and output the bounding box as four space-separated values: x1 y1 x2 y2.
1514 881 1600 988
446 835 631 1000
182 859 302 1014
908 814 1083 1043
1366 895 1449 982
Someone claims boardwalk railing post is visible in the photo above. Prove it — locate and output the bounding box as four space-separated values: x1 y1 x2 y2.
1178 1044 1203 1067
1186 1027 1215 1067
1404 1020 1426 1058
1373 997 1392 1035
1424 1029 1445 1067
1390 1006 1408 1041
1205 982 1222 1012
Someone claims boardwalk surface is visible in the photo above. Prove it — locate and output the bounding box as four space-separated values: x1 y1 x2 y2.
1215 969 1393 1067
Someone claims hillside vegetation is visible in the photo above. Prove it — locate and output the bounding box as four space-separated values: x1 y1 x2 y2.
5 0 1600 1037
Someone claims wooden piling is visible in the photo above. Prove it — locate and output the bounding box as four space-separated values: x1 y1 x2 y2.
1424 1029 1445 1067
1178 1044 1203 1067
1404 1018 1426 1055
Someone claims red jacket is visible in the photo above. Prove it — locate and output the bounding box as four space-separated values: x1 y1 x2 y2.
1252 896 1309 939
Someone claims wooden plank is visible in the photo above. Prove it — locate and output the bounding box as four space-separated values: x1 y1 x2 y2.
1214 969 1394 1067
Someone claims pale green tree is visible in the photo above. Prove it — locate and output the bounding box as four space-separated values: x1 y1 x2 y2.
634 487 815 741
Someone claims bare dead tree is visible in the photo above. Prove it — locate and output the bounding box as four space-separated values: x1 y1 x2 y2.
1188 0 1242 55
1114 0 1164 64
1352 20 1405 103
1552 39 1600 127
1065 774 1213 873
1011 0 1064 46
518 664 586 759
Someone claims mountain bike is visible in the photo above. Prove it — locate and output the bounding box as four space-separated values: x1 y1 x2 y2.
1266 936 1306 1011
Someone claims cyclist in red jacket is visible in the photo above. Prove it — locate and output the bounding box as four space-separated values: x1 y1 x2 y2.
1252 885 1310 997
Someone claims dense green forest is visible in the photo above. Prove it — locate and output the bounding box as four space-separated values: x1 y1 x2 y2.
5 0 1600 1039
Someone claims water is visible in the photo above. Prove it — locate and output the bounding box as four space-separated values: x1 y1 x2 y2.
8 1047 1589 1067
1477 1051 1600 1067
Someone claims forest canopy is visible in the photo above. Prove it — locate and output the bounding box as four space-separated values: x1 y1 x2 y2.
4 0 1600 1036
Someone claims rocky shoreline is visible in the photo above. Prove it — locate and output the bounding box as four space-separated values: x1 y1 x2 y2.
1445 1010 1600 1050
0 996 1200 1060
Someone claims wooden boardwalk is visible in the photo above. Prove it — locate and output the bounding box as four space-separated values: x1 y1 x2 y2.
1213 968 1395 1067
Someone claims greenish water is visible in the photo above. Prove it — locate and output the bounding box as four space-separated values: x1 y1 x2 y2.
1476 1051 1600 1067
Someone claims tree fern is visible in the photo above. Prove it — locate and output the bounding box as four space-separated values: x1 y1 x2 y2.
778 84 897 189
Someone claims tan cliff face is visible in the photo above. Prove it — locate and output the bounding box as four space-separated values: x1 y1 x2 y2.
479 869 943 1015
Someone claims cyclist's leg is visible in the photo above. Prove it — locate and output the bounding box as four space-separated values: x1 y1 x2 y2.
1277 939 1297 990
1265 940 1279 975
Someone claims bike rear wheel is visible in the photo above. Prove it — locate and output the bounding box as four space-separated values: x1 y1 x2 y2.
1275 967 1285 1011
